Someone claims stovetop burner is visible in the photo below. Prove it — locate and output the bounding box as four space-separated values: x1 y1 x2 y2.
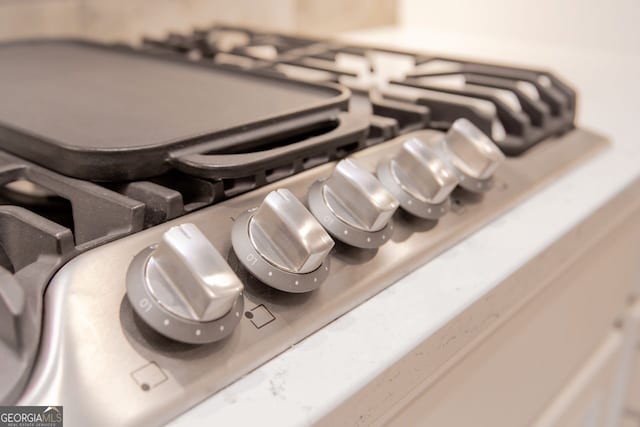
144 25 576 155
0 26 601 425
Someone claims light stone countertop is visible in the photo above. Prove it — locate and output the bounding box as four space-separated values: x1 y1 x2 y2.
171 27 640 426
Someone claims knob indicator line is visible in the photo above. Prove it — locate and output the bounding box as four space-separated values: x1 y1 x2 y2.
126 223 244 344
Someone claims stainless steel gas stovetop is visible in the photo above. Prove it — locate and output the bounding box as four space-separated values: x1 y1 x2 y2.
0 26 608 426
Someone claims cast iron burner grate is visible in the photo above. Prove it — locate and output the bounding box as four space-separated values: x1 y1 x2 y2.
144 25 576 156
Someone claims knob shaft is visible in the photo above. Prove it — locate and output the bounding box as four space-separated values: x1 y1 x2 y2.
378 133 458 219
232 189 334 293
127 223 244 344
443 118 505 192
309 159 398 248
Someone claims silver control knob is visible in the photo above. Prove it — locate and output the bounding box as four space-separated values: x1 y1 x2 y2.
443 118 505 192
232 189 334 293
377 134 459 219
309 159 399 248
127 223 244 344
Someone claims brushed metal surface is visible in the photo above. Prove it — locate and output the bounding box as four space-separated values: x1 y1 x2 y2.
125 224 245 344
322 159 398 232
126 247 244 345
444 118 506 181
20 128 607 426
248 189 334 274
144 224 243 322
390 135 458 204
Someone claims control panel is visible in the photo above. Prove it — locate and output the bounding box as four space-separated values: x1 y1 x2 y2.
21 124 607 426
126 119 503 343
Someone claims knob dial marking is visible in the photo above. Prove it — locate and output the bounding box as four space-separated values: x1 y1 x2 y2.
378 135 458 219
127 224 243 344
442 118 505 193
309 159 398 248
232 189 333 293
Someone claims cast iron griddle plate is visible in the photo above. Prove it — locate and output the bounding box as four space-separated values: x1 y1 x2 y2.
0 40 348 180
